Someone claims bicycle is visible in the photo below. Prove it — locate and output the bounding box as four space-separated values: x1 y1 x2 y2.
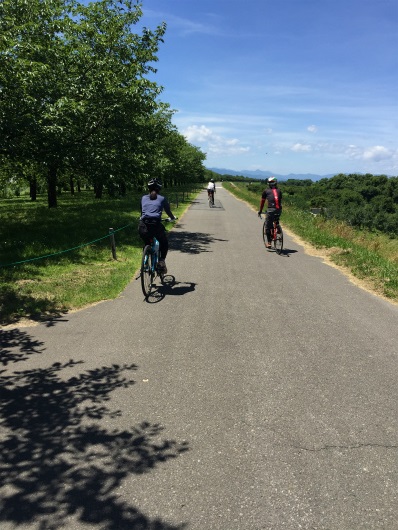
208 190 215 207
140 218 177 298
260 213 283 254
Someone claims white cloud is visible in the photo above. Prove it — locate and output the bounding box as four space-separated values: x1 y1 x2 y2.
183 125 250 155
291 143 312 152
346 144 395 162
145 11 224 37
363 145 393 162
184 124 213 143
307 125 318 133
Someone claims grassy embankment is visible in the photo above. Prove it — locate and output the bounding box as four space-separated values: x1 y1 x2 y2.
223 181 398 304
0 187 200 326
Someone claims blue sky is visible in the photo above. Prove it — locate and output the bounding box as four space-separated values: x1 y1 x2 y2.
138 0 398 176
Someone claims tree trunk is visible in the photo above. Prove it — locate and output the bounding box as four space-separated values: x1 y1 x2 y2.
70 175 75 195
77 180 81 193
94 182 103 199
29 177 37 201
47 165 58 207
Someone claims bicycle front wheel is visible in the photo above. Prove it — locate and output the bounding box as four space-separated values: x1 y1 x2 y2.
141 245 153 298
274 226 283 254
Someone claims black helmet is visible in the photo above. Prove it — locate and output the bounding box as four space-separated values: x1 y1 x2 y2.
210 179 214 183
268 176 277 186
148 178 162 191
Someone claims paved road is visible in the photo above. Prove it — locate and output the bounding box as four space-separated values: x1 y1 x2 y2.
1 186 397 530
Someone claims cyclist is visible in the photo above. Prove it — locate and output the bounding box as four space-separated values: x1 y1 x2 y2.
258 176 282 248
139 178 176 274
207 178 216 204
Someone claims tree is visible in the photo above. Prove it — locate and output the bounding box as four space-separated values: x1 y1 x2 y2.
0 0 167 206
156 130 206 187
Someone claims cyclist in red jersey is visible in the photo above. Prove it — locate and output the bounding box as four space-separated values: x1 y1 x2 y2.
258 177 282 248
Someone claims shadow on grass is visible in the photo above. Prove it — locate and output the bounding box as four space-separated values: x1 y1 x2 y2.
0 331 189 529
0 285 68 327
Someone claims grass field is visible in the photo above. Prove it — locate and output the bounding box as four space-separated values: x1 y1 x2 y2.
0 187 199 326
223 181 398 304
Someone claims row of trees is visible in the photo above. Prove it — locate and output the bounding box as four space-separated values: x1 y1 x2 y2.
247 173 398 237
0 0 206 206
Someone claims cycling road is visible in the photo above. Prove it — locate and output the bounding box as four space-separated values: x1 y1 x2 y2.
1 185 397 530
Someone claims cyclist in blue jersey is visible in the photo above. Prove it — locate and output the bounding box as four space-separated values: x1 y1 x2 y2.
258 177 282 248
139 178 176 273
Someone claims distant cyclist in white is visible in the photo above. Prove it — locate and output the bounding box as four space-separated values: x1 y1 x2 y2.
207 178 216 204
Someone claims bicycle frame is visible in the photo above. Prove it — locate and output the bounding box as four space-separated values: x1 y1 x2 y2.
141 237 162 298
260 213 283 254
143 237 160 273
151 237 159 271
271 218 283 254
271 219 279 241
140 217 177 298
208 189 215 207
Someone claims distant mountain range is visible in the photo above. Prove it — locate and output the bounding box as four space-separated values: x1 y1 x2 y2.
207 167 335 181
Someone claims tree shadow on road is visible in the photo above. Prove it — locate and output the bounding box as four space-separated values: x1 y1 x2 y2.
169 230 228 254
0 330 189 529
1 328 45 365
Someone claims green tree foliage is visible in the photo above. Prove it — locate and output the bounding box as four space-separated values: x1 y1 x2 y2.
204 169 221 181
0 0 205 206
215 174 254 183
280 173 398 237
158 130 206 187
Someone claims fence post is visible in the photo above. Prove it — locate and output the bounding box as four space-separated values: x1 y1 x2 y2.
109 228 117 260
175 193 179 208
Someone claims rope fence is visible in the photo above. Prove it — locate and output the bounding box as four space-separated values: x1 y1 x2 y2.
0 222 134 268
0 186 202 269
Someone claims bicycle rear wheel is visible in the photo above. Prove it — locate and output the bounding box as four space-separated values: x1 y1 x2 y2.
141 245 153 298
262 221 268 248
274 226 283 254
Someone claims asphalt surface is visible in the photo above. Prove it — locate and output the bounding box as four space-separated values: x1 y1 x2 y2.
1 185 397 530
